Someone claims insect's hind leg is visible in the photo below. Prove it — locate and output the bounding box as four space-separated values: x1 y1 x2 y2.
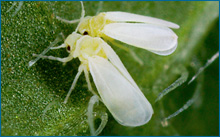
94 110 108 135
87 95 108 136
83 67 102 101
88 95 99 135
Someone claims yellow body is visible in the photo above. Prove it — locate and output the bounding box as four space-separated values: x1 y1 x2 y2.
78 13 114 38
64 33 107 70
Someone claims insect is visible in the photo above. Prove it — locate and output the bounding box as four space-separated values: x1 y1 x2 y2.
29 31 154 127
29 1 180 130
57 1 179 56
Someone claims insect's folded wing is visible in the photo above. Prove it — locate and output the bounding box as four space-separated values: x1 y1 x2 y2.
88 56 153 127
102 23 178 56
105 11 179 29
101 40 140 91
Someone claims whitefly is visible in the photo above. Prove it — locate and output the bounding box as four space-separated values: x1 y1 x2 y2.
58 1 179 56
29 1 179 134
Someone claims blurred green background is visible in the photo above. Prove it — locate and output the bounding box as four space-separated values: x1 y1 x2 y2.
1 1 219 136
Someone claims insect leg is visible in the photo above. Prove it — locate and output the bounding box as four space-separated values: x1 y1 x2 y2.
83 67 102 101
162 51 218 123
129 50 144 66
87 95 108 136
162 72 203 123
88 95 99 136
94 110 108 136
28 34 63 67
188 51 219 84
155 67 189 102
63 65 84 104
32 54 73 63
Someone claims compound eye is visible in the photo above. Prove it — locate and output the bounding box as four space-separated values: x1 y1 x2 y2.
83 31 88 35
67 45 71 51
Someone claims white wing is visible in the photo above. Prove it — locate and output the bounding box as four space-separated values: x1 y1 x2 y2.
89 56 153 127
100 38 140 90
102 23 178 56
105 11 179 29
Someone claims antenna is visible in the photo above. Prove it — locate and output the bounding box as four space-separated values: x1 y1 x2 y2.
74 1 85 33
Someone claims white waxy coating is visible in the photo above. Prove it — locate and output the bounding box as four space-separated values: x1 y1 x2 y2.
100 39 140 90
89 55 153 126
30 32 154 127
105 11 180 29
102 23 178 56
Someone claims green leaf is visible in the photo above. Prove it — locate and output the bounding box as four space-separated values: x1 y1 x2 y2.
1 1 219 136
